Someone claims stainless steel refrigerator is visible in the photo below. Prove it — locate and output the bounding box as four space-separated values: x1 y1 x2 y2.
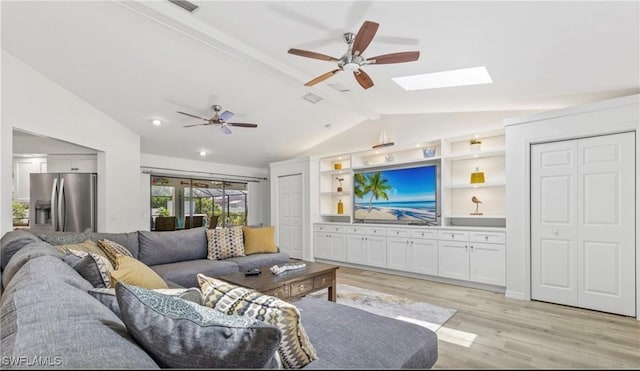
29 173 97 232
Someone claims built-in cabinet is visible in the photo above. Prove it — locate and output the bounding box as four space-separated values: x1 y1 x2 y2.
314 223 506 290
318 129 505 228
47 154 97 173
12 157 48 203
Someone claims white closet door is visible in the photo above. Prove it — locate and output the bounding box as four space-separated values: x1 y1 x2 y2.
531 140 579 307
278 174 303 259
577 133 635 316
532 132 635 316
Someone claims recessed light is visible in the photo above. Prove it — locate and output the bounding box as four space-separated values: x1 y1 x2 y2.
392 66 492 91
152 119 162 126
199 151 207 156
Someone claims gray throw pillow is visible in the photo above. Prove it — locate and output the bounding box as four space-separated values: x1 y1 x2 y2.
88 287 203 318
67 254 109 288
115 283 282 369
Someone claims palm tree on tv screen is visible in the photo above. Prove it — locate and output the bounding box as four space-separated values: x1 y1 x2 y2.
365 172 392 211
354 173 369 198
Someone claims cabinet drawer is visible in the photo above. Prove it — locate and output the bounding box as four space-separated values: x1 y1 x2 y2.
347 226 366 234
313 273 334 289
315 224 345 233
365 227 387 236
411 229 438 239
470 232 505 244
438 230 469 241
290 279 314 297
388 228 410 238
264 285 290 299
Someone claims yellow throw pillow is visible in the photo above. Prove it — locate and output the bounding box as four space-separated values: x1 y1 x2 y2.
110 256 169 290
242 226 277 255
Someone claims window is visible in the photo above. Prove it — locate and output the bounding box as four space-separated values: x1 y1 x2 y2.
150 176 248 230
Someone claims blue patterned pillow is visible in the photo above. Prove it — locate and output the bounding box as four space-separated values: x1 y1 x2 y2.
115 283 282 368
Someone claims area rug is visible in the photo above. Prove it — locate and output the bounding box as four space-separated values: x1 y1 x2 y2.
309 284 456 332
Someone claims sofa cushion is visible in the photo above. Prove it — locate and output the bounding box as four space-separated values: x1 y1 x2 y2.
33 231 94 246
150 259 239 288
115 282 282 369
88 287 203 318
1 255 159 369
206 226 246 260
110 256 169 289
0 230 42 271
2 242 63 290
225 252 290 272
242 225 278 255
198 274 318 369
295 296 439 369
138 227 207 266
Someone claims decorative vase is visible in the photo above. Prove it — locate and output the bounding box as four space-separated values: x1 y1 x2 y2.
422 146 436 158
337 200 344 215
334 163 342 170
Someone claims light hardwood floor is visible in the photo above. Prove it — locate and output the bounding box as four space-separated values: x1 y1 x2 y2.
336 266 640 369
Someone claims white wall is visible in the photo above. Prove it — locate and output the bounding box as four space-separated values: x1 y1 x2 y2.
504 94 640 318
1 51 143 233
139 153 269 230
300 110 540 157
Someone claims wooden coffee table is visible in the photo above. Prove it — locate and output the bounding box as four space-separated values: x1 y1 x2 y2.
218 260 339 302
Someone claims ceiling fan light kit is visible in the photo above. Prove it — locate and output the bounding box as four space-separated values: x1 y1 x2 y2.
288 20 420 89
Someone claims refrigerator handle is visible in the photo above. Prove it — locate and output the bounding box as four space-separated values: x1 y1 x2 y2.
90 174 96 232
51 177 58 231
58 177 65 232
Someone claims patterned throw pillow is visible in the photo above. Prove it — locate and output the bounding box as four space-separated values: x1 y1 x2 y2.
97 239 134 267
198 274 318 369
88 287 203 318
66 249 114 288
57 239 107 258
115 283 282 369
206 227 246 260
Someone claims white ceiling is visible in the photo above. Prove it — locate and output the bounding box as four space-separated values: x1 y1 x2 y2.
2 1 638 167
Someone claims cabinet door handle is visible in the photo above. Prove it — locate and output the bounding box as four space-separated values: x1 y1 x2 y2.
484 236 489 241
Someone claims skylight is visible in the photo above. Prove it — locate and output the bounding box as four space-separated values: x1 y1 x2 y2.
392 66 492 91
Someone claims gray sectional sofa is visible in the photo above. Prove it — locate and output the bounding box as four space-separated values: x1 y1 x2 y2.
0 228 438 369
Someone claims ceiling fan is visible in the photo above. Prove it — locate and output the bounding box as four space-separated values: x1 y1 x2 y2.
288 20 420 89
177 105 257 135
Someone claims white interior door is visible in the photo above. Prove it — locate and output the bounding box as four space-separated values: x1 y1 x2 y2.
278 174 303 259
531 132 636 316
531 140 579 307
577 133 635 316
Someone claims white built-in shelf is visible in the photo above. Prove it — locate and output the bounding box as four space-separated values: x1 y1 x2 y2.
320 191 351 196
351 156 441 171
320 169 351 175
446 214 506 219
444 148 505 161
320 213 351 217
446 182 506 189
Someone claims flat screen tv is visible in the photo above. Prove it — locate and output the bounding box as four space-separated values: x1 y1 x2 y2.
353 164 439 224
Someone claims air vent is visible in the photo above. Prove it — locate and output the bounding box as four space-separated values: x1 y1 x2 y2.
302 93 323 104
168 0 198 13
328 83 351 93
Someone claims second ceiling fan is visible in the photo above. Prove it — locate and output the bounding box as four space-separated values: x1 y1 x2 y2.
288 20 420 89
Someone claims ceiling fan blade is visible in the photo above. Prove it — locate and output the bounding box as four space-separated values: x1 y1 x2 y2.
177 111 209 121
220 125 232 135
219 110 234 122
354 69 374 89
227 123 258 128
183 123 213 128
288 48 339 62
352 20 379 56
304 68 341 86
367 51 420 65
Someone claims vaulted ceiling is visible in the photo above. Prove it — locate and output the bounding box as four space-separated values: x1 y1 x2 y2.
2 1 638 167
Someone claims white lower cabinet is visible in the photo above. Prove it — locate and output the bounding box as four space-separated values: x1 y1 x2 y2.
313 225 347 261
438 230 505 286
314 223 505 288
346 227 387 268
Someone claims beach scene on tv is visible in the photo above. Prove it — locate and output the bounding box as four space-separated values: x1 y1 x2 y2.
354 165 437 223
